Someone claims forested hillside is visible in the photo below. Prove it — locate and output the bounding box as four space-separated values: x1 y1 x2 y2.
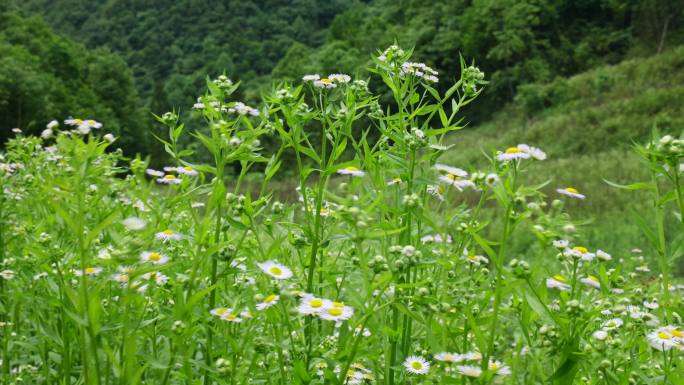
0 4 151 153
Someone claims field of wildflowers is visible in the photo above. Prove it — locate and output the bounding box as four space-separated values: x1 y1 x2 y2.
1 46 684 385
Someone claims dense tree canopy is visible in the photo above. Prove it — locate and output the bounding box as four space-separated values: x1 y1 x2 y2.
0 7 150 154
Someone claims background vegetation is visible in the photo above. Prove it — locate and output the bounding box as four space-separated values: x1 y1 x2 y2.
2 0 684 251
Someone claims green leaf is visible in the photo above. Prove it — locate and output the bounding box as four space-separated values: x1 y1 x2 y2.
603 179 654 190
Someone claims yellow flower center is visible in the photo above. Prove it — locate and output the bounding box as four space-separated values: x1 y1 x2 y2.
163 174 176 180
553 275 566 282
320 78 333 84
447 174 462 181
163 229 174 235
467 255 479 262
85 267 97 274
505 147 521 153
411 361 423 370
73 119 83 124
607 321 616 327
225 314 237 320
183 166 193 172
489 363 498 370
658 332 672 340
564 187 579 194
328 308 343 316
671 329 683 338
587 275 599 282
309 299 323 308
392 177 402 182
332 302 344 308
148 253 161 262
214 307 228 315
269 266 282 276
116 274 129 282
264 294 278 303
345 166 359 172
573 246 588 254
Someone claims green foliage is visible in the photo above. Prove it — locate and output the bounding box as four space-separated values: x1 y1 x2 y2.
0 10 149 154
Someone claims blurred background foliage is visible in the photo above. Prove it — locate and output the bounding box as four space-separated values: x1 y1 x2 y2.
1 0 684 250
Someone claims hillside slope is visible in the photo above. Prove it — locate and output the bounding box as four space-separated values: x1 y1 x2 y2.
442 46 684 252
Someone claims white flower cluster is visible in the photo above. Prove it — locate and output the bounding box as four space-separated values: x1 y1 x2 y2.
400 62 439 83
229 102 260 116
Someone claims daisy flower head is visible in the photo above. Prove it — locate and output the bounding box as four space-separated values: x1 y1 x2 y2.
552 239 569 249
434 164 468 178
647 326 683 351
257 261 293 280
298 294 327 316
313 78 337 89
386 177 403 186
328 73 351 83
142 271 169 285
596 249 612 261
155 229 182 241
592 330 608 340
302 74 320 82
111 272 129 285
439 173 475 191
465 254 489 266
557 187 585 199
517 144 546 160
565 246 595 261
319 301 354 322
146 168 164 177
456 365 482 378
176 166 198 176
64 118 84 127
0 270 16 280
81 119 103 130
485 173 500 186
496 146 531 161
400 62 439 83
122 217 146 230
580 275 601 289
546 275 571 291
434 352 463 363
256 294 280 310
337 166 365 177
488 361 511 376
210 307 231 317
319 208 334 217
140 251 169 265
403 356 430 375
229 102 259 117
74 267 102 276
157 174 182 184
602 318 624 330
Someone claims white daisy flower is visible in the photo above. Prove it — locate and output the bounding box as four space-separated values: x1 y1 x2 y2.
434 352 464 363
313 78 337 88
81 119 102 130
155 229 182 241
420 234 452 244
403 356 430 375
302 74 320 82
580 275 600 289
146 169 164 177
386 177 403 186
64 118 84 126
644 300 659 310
602 318 624 330
456 365 482 378
465 254 489 266
636 265 650 272
47 120 59 129
97 246 113 260
434 164 468 177
319 301 354 322
298 295 327 316
488 361 511 376
337 166 365 177
41 128 54 139
596 249 612 261
140 251 169 265
439 174 476 191
229 102 259 117
74 267 102 276
0 270 16 280
546 275 570 291
517 144 546 160
565 246 595 261
176 166 198 176
111 273 129 285
496 146 531 161
557 187 585 199
592 330 608 340
122 217 146 230
103 134 115 143
256 294 280 310
210 307 231 317
328 74 351 83
647 326 682 351
257 261 293 280
319 208 334 217
552 239 569 249
485 173 500 186
157 174 182 184
142 271 169 285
